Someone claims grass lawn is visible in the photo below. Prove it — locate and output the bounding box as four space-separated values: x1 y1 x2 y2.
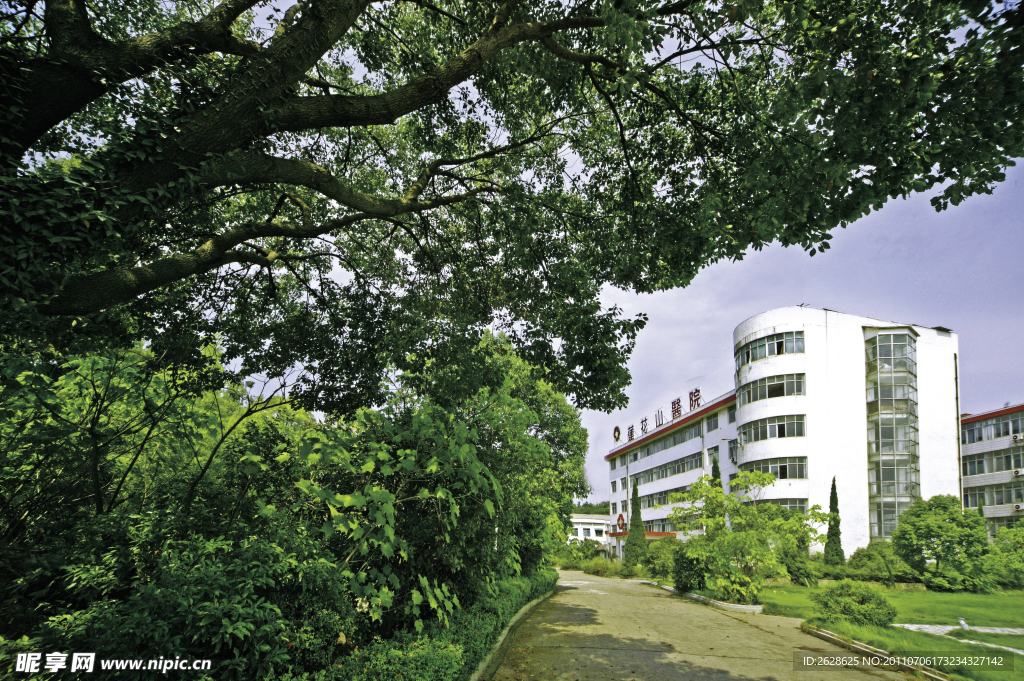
808 619 1024 681
761 586 1024 628
949 631 1024 651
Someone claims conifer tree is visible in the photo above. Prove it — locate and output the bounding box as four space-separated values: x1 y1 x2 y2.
711 455 722 488
824 477 845 565
623 479 648 567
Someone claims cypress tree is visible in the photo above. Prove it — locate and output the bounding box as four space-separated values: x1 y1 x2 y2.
824 477 845 565
623 478 648 567
710 455 721 488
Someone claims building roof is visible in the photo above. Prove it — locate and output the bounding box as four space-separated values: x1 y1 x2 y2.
571 514 611 522
961 403 1024 425
604 390 736 461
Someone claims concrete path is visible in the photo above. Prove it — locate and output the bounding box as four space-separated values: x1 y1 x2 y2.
489 570 907 681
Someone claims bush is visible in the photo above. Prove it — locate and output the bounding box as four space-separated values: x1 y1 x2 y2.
328 569 558 681
672 549 706 593
641 537 682 579
39 516 358 681
985 526 1024 589
809 579 898 627
779 545 818 587
847 541 919 585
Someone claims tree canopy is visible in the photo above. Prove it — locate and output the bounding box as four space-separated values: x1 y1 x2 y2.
3 0 1023 414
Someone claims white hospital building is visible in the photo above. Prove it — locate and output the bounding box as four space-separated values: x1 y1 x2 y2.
606 306 963 558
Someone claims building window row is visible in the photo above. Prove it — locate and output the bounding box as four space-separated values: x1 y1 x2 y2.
570 527 605 538
639 485 689 509
633 451 705 487
610 420 705 472
962 409 1024 444
988 517 1018 535
751 498 808 512
865 333 917 377
643 520 676 532
740 456 807 479
738 374 805 406
963 481 1024 508
738 415 806 444
962 447 1024 477
735 331 804 371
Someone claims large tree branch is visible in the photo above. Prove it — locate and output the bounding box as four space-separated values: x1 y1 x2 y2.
267 16 604 131
4 0 263 159
39 176 486 316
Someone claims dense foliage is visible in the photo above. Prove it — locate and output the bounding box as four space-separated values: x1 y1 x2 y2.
0 336 583 677
3 0 1024 421
573 501 610 515
891 495 991 592
809 579 898 627
641 536 682 579
668 471 828 603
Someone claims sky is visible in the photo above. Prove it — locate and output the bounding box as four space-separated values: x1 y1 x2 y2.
577 162 1024 503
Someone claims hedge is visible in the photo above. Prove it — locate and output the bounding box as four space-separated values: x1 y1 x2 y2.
285 568 558 681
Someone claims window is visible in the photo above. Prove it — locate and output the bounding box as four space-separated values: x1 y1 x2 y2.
618 419 703 463
707 445 719 463
738 374 806 406
963 447 1024 477
643 520 677 532
595 529 603 537
571 528 578 536
611 502 617 515
729 439 739 463
754 498 807 512
620 477 627 491
741 457 807 479
583 528 591 537
738 415 806 444
728 404 736 423
964 481 1024 507
735 331 804 370
610 458 616 471
633 451 705 486
962 410 1024 444
988 517 1018 536
611 480 617 493
706 413 719 432
639 486 689 509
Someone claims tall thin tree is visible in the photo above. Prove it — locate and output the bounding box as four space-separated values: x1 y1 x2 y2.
824 477 845 565
623 478 648 568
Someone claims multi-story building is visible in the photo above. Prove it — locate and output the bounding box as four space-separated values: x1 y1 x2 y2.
568 514 612 553
605 306 962 558
960 403 1024 535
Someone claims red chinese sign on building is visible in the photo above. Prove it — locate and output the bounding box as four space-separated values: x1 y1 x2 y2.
689 388 702 411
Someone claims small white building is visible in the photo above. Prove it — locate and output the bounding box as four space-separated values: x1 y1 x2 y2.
568 514 612 554
604 306 962 557
960 402 1024 534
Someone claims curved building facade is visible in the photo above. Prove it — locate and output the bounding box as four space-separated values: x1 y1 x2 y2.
606 306 961 557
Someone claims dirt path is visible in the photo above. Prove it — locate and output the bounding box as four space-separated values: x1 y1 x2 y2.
487 570 907 681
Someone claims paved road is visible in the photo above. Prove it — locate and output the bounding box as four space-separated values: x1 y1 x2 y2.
488 570 906 681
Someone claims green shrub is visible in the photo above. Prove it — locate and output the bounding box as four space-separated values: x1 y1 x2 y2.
847 542 920 585
672 549 706 593
809 579 898 627
328 569 557 681
779 545 818 587
39 517 357 681
641 537 682 578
